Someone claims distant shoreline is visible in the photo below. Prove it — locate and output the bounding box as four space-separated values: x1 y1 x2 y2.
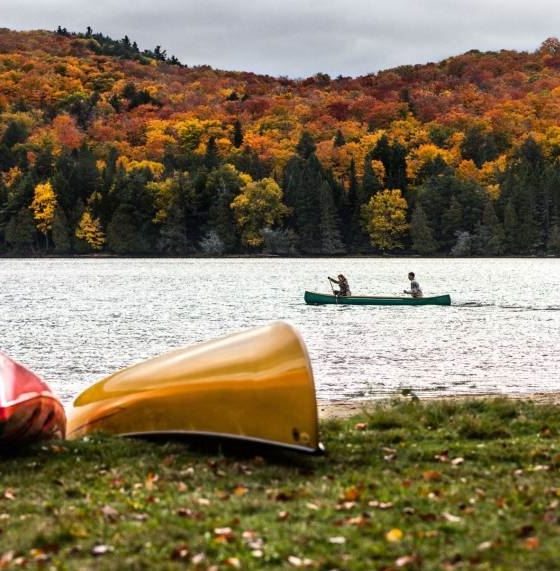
1 253 558 260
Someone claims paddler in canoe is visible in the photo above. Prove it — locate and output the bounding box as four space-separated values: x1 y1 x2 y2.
403 272 423 298
328 274 351 297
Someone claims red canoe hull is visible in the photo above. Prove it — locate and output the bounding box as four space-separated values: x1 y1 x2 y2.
0 353 66 445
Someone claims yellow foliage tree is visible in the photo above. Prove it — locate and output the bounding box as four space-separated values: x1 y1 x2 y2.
30 181 57 238
231 178 289 248
407 144 454 182
75 210 105 251
362 189 409 251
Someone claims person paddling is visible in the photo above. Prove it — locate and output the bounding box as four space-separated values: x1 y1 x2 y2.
329 274 351 297
404 272 423 298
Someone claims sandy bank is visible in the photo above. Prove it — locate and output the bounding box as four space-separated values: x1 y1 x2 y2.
318 392 560 420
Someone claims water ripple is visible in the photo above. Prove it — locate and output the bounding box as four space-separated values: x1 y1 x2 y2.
1 257 559 405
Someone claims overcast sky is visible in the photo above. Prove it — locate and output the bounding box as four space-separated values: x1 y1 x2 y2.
2 0 560 77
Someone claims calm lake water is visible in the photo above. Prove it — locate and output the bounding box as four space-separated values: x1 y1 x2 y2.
1 257 559 406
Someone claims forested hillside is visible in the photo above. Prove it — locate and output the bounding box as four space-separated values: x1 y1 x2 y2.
1 28 560 255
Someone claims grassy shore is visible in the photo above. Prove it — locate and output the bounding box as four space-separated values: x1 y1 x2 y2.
1 398 560 569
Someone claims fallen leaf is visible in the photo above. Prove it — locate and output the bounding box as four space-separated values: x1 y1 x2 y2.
144 473 159 491
477 541 493 551
523 537 540 550
517 524 535 538
345 515 370 527
386 528 404 542
451 457 464 466
191 553 205 565
354 422 368 431
423 470 443 482
442 512 462 523
287 555 314 567
101 505 119 522
233 485 249 497
213 527 235 543
341 485 362 502
328 536 346 544
91 545 113 556
395 554 418 567
171 544 189 561
277 510 290 521
368 500 394 510
225 557 241 568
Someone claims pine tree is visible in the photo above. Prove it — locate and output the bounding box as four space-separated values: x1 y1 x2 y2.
547 223 560 255
5 207 35 253
232 120 244 148
441 196 464 249
410 204 437 254
52 207 71 253
319 181 345 254
503 199 518 254
333 129 346 147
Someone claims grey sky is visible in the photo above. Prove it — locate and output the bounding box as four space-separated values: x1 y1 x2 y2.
2 0 560 77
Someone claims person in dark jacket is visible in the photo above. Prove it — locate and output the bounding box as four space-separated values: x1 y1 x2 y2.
329 274 351 296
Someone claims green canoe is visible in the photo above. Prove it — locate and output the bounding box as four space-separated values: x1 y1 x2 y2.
304 291 451 306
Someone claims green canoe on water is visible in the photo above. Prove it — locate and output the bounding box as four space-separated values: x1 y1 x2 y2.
304 291 451 306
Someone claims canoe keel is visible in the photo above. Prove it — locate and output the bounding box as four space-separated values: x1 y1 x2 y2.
67 322 322 454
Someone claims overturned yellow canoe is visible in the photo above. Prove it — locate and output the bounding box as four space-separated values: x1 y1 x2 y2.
67 322 322 453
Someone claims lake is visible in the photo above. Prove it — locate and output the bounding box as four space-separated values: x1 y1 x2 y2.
1 257 559 406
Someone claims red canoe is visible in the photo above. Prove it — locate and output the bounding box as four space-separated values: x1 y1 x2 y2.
0 352 66 445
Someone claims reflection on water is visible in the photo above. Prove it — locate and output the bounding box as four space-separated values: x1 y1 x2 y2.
1 257 559 405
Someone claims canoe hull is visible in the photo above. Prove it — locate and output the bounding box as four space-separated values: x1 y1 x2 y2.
67 322 322 454
0 353 66 445
304 291 451 306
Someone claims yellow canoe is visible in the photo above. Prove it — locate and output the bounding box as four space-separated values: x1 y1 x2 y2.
67 322 322 453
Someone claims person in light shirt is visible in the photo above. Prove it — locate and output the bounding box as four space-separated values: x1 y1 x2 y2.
404 272 423 298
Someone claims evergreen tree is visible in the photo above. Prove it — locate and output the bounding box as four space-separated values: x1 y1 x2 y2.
441 196 464 249
282 133 326 253
370 135 407 192
232 120 244 148
410 204 438 254
106 205 147 254
52 207 71 253
5 207 36 253
295 131 316 159
319 181 345 254
547 223 560 255
473 200 505 255
204 136 220 170
333 129 346 147
503 199 518 254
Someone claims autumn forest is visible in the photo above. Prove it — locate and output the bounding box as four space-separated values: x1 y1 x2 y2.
1 28 560 256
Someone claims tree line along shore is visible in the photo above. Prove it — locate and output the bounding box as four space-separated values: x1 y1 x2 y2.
1 30 560 257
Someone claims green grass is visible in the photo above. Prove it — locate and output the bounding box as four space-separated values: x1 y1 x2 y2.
1 398 560 569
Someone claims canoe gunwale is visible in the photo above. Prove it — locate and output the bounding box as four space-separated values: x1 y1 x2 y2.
117 430 325 455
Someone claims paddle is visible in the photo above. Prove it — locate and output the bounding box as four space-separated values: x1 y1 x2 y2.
328 277 339 304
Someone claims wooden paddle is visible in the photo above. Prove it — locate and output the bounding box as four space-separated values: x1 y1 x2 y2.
328 277 339 304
